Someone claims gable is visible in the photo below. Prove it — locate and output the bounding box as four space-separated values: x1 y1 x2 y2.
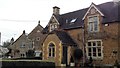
9 33 28 49
28 23 43 39
43 1 119 31
82 3 104 20
48 15 60 25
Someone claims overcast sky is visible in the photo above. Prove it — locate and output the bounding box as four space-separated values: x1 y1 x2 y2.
0 0 113 45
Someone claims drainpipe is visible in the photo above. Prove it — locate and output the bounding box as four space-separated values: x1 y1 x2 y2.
82 25 86 67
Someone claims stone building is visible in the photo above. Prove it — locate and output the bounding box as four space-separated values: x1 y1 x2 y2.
9 22 46 58
9 30 30 58
42 1 120 66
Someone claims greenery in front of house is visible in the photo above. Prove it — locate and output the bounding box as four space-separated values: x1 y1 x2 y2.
0 59 55 67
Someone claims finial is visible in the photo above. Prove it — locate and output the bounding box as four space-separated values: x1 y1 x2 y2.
23 30 25 34
38 20 40 25
11 37 14 41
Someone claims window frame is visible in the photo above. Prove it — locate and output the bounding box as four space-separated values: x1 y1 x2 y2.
36 37 40 41
50 23 58 32
87 15 100 32
86 40 103 60
48 43 55 57
20 42 25 48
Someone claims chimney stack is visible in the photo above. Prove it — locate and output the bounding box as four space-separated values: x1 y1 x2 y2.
53 6 60 15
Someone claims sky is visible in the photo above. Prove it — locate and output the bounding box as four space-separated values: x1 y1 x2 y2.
0 0 113 45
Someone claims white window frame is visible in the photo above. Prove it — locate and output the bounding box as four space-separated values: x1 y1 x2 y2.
87 15 100 32
86 40 103 60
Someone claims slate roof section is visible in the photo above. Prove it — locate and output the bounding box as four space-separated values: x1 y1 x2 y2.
98 2 120 23
51 30 77 46
59 8 87 29
59 1 120 29
43 1 120 31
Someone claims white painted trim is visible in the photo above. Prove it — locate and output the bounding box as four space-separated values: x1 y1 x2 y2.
61 64 66 66
82 3 104 20
70 63 75 66
53 15 60 25
48 15 60 25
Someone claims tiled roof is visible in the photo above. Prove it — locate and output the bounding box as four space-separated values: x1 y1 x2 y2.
43 1 120 31
51 30 77 46
59 2 120 29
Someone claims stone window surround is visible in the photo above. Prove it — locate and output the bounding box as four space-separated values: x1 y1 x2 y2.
48 43 55 57
86 39 103 60
20 42 25 48
87 14 100 32
50 23 58 32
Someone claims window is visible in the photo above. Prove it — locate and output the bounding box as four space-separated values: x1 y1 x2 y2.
29 41 34 49
70 18 77 23
69 18 77 25
48 43 55 57
86 40 103 59
20 42 25 48
35 51 41 57
36 37 40 41
88 16 99 32
50 24 58 32
21 54 25 58
29 43 33 49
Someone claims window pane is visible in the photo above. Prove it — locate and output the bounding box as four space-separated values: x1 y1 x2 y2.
89 23 93 31
94 16 98 21
52 48 55 53
88 53 91 56
49 48 51 53
93 48 96 57
98 48 101 53
97 41 101 46
93 42 96 46
54 24 57 28
88 48 91 52
49 52 51 56
98 53 101 56
89 17 93 22
88 42 91 46
93 53 96 56
94 21 98 31
93 48 96 52
52 52 55 57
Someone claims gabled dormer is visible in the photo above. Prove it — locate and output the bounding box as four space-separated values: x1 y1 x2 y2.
48 6 60 32
83 3 104 33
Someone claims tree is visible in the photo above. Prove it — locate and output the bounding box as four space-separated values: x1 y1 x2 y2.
2 41 11 47
26 50 35 58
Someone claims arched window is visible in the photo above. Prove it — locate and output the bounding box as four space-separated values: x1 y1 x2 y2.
48 43 55 57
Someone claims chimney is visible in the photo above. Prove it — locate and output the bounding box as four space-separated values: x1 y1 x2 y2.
53 6 60 15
